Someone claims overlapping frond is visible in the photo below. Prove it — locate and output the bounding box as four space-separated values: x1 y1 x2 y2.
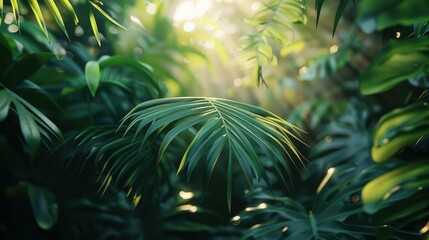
119 97 305 210
0 87 62 157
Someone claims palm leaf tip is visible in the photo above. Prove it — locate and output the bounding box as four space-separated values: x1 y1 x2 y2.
120 97 305 207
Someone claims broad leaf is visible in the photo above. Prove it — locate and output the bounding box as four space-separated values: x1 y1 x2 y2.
359 38 429 95
362 160 429 214
357 0 429 33
371 102 429 163
85 60 100 97
27 183 58 230
98 55 162 95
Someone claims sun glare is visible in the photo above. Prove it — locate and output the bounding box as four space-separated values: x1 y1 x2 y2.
173 0 213 23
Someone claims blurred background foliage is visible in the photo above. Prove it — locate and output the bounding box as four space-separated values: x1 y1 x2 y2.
1 0 429 239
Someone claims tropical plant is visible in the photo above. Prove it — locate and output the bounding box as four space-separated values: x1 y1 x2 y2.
242 0 307 86
0 0 125 44
1 0 429 239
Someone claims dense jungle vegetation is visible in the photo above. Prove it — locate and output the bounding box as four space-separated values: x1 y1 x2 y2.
0 0 428 239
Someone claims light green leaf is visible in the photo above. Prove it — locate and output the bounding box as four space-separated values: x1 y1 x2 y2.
10 0 19 26
85 60 100 97
359 38 429 95
27 183 58 230
88 8 101 46
44 0 69 39
0 0 4 25
371 102 429 163
98 55 162 94
28 0 49 40
58 0 79 24
89 1 126 30
362 160 429 214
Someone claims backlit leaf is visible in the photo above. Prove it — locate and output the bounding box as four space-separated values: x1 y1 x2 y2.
89 8 101 46
28 0 49 40
85 60 100 97
360 38 429 95
59 0 79 24
371 102 429 163
44 0 69 39
89 1 126 30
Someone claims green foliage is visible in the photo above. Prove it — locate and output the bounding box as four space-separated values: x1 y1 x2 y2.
359 38 429 95
0 32 62 157
1 0 429 239
357 0 429 33
27 183 58 230
85 60 100 97
86 97 304 211
371 102 429 162
362 160 429 214
315 0 353 36
239 166 419 239
242 0 307 86
0 0 124 44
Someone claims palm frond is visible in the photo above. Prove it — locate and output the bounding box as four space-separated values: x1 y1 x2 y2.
0 87 62 157
75 126 158 196
242 0 306 86
118 97 305 210
315 0 353 36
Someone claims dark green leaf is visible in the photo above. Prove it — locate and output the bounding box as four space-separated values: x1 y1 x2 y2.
27 183 58 230
332 0 350 36
360 38 429 95
315 0 324 28
3 53 54 87
0 89 11 121
357 0 429 33
13 99 40 156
